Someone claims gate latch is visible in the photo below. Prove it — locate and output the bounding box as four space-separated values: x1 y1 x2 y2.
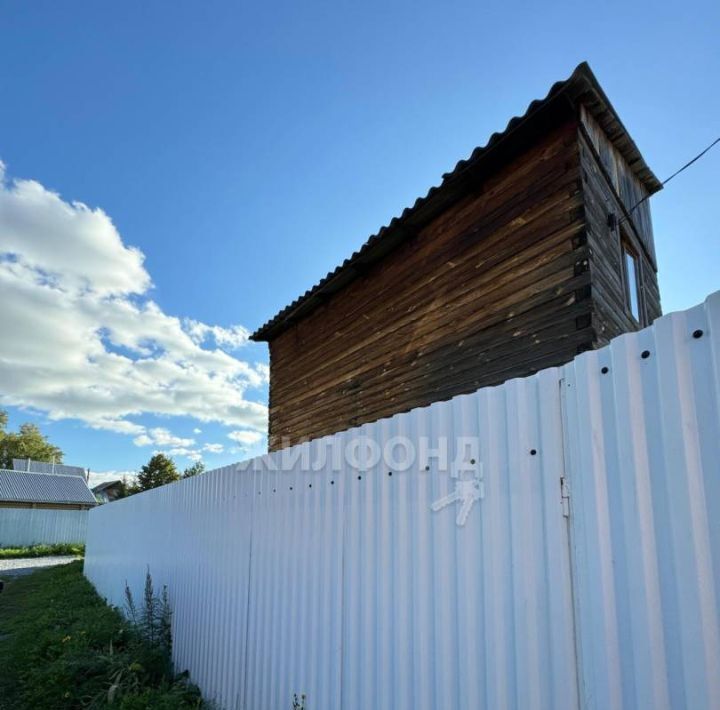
560 477 570 518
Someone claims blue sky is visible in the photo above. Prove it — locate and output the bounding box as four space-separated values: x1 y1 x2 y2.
0 1 718 483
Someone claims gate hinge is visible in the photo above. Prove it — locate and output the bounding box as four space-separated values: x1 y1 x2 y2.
560 476 570 518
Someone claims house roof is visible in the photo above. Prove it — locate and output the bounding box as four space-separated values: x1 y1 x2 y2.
91 480 122 493
251 61 661 342
0 469 97 506
12 459 86 478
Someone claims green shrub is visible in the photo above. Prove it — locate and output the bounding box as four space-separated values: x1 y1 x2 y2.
123 569 173 674
0 561 205 709
0 543 85 559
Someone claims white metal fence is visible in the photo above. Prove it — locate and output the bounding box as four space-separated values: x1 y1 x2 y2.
84 291 720 710
0 508 88 546
563 292 720 710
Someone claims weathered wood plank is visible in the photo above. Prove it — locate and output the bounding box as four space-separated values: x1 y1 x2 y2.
265 116 660 449
267 125 592 448
578 128 661 343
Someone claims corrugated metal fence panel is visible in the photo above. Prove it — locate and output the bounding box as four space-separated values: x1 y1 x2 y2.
85 465 255 709
243 439 345 710
84 290 720 710
563 290 720 710
0 507 88 546
85 367 578 710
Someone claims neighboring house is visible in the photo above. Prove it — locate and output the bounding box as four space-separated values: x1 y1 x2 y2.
2 459 96 511
0 459 96 547
92 480 125 504
252 62 662 450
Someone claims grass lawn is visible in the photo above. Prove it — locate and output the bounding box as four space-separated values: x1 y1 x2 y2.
0 543 85 559
0 561 206 709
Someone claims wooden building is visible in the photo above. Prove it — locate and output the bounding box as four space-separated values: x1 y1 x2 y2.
252 63 662 450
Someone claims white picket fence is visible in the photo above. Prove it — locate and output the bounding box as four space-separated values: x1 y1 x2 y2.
84 291 720 710
0 508 88 547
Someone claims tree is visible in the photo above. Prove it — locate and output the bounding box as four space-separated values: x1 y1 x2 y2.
0 410 64 469
115 477 132 499
182 461 205 479
134 453 179 492
108 476 136 499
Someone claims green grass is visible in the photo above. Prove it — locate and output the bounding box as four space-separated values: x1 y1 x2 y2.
0 543 85 559
0 561 206 709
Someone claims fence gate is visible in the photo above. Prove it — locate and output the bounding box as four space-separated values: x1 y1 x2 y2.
331 369 580 710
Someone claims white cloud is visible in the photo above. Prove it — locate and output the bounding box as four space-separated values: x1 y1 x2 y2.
193 427 202 434
203 442 224 454
152 429 194 447
228 429 264 446
89 419 147 436
255 363 270 383
0 162 268 437
88 469 137 488
0 161 150 297
133 427 194 448
183 319 250 350
158 447 202 462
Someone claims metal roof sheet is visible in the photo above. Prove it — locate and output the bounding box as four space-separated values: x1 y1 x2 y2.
0 469 97 506
12 459 86 477
251 61 661 342
91 480 122 493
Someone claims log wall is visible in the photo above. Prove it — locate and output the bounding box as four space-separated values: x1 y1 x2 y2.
268 121 592 449
579 121 661 345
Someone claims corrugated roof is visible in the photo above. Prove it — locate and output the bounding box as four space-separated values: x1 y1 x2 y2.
251 61 661 342
0 469 97 506
92 480 122 493
12 459 86 477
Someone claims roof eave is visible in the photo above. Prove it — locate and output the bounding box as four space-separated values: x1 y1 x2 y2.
566 62 662 194
0 499 96 506
251 62 661 342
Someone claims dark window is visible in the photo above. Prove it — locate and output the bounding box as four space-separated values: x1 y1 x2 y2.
621 239 642 323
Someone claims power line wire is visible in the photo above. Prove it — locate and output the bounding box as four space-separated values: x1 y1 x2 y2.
619 135 720 226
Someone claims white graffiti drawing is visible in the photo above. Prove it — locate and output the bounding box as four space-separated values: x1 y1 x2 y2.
431 469 484 526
